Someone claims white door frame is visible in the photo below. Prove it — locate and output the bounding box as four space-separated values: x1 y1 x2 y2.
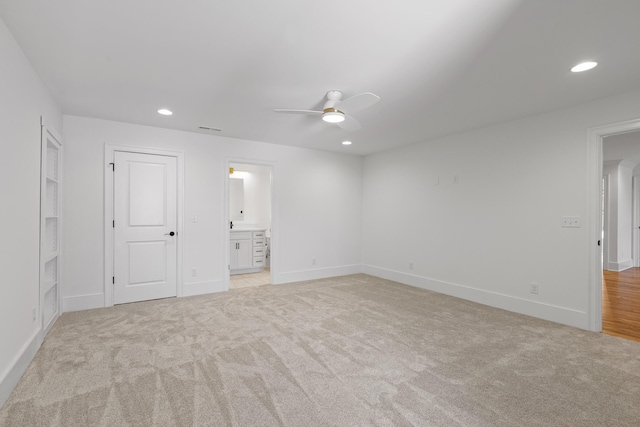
602 174 610 271
633 176 640 267
587 118 640 331
104 144 184 307
224 157 277 288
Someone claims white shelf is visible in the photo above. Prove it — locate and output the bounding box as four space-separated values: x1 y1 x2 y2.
41 125 62 337
45 180 58 216
45 217 58 253
43 252 58 263
46 142 59 181
43 284 58 329
43 280 57 294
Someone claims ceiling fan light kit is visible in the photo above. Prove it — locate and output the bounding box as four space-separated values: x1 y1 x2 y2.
274 90 380 132
322 108 345 123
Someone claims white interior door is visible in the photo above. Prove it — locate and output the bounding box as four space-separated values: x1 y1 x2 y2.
114 151 177 304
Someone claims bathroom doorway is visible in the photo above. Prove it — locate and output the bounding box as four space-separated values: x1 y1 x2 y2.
227 161 273 289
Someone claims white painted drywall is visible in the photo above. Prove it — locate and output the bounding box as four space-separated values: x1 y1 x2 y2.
603 131 640 175
229 163 271 231
362 88 640 329
603 160 635 271
0 17 62 405
62 116 363 309
603 161 620 269
617 162 634 270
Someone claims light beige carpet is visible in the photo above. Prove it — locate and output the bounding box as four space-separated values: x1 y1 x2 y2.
1 274 640 426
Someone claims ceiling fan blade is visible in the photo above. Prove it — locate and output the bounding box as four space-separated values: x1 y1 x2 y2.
337 115 361 131
273 109 323 115
335 92 380 113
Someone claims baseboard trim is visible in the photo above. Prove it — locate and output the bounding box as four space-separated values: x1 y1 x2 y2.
274 264 362 285
362 265 588 330
0 329 41 409
62 293 105 312
183 279 226 297
607 259 633 272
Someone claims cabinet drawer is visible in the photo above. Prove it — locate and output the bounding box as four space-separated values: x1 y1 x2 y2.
253 257 264 267
253 246 265 257
253 238 265 247
253 231 265 239
230 231 251 240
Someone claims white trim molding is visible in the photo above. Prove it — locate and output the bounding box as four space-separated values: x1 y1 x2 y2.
363 265 588 329
274 264 362 285
0 330 41 408
183 280 226 297
587 117 640 332
62 293 105 312
607 259 634 272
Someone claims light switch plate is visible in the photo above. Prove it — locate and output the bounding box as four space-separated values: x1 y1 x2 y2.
561 216 581 228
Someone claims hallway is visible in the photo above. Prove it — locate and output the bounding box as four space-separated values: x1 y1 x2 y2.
603 268 640 342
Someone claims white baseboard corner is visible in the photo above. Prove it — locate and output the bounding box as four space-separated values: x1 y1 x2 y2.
183 279 226 297
62 293 105 312
362 264 588 330
0 330 41 409
609 259 634 272
274 264 362 285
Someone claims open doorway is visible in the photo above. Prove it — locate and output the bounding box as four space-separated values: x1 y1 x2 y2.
228 162 273 290
601 131 640 341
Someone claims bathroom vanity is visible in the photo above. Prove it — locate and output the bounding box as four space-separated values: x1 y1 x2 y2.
230 229 266 275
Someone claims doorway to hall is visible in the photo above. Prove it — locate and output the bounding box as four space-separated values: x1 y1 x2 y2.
602 269 640 342
228 162 273 290
601 130 640 341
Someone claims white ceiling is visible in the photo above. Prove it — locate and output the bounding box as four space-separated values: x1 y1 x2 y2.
2 0 640 155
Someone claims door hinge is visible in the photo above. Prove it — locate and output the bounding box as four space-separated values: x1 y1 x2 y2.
109 162 115 171
113 220 115 228
112 276 115 284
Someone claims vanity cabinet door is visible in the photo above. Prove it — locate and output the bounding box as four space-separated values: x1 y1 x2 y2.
236 239 252 269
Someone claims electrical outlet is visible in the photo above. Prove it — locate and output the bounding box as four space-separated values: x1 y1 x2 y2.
191 268 198 277
32 307 36 322
312 258 316 266
530 283 539 294
453 174 459 184
409 262 414 270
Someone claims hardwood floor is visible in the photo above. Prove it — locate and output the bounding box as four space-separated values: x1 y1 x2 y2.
603 268 640 342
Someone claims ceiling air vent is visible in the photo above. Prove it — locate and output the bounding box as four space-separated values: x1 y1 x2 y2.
198 126 222 131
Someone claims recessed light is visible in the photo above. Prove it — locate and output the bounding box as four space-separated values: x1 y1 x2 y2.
157 108 173 116
342 140 352 146
571 61 598 72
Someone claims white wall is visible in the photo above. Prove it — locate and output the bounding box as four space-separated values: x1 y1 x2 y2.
362 89 640 330
0 17 62 406
62 116 363 310
230 163 271 231
617 162 634 270
603 131 640 175
603 161 620 268
602 160 635 271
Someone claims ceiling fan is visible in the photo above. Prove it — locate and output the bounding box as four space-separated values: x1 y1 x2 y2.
274 90 380 131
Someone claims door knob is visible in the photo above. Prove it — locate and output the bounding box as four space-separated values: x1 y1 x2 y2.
165 231 175 236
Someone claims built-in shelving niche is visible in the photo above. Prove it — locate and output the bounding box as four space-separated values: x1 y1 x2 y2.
40 124 62 335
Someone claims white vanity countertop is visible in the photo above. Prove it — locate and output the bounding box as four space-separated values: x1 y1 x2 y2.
230 228 266 232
